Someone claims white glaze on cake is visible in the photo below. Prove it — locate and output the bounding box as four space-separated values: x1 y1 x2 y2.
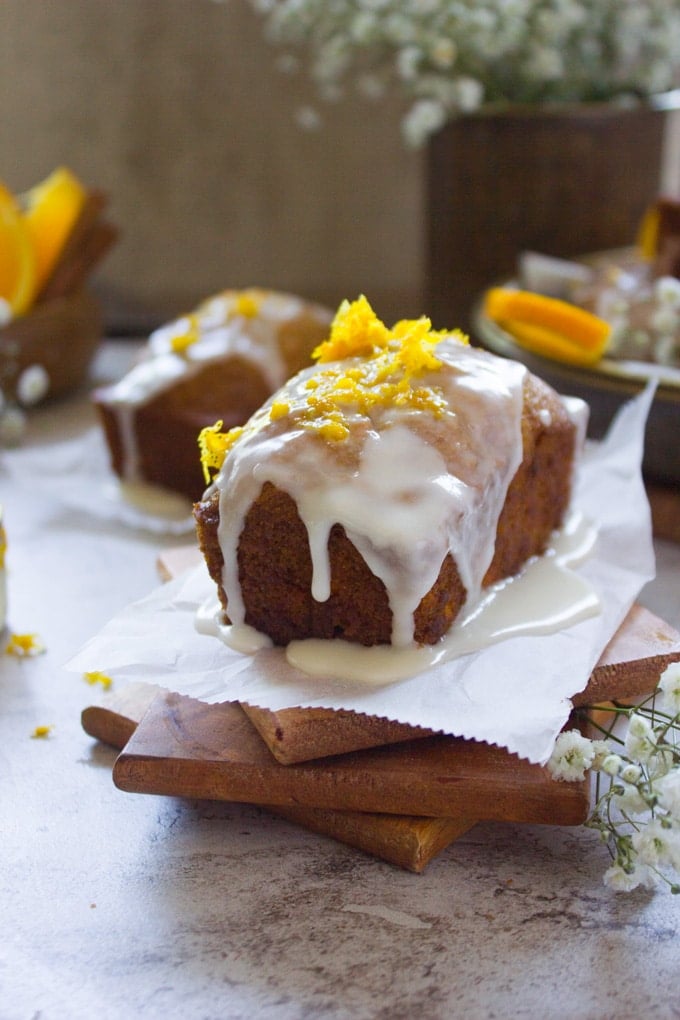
195 508 599 681
209 338 533 649
95 289 333 485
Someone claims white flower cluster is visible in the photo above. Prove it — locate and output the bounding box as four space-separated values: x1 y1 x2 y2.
0 329 50 446
549 662 680 893
249 0 680 146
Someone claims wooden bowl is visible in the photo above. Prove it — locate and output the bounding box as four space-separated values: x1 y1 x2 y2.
0 290 103 403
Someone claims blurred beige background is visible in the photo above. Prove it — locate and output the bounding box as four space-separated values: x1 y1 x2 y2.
1 1 679 334
0 0 423 330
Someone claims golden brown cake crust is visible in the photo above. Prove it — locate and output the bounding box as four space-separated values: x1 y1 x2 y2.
96 358 273 501
194 371 577 647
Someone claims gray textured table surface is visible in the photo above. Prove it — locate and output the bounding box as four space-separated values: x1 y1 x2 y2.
2 342 679 1020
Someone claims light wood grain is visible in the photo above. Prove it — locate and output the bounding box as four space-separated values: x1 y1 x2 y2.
111 693 590 826
82 683 474 872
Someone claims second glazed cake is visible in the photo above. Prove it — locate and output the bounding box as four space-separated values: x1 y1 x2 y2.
194 297 584 649
94 288 333 502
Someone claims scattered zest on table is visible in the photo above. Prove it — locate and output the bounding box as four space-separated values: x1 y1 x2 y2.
483 287 611 367
549 662 680 894
5 632 46 657
31 724 54 740
83 670 113 690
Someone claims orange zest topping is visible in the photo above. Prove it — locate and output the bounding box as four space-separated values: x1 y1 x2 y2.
198 420 244 483
483 287 611 367
233 292 260 318
197 296 469 477
299 295 463 436
5 632 46 657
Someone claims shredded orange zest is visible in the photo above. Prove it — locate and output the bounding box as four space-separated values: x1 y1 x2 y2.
83 670 113 690
0 521 6 569
293 295 464 439
31 724 54 739
233 292 260 318
483 288 611 367
269 400 290 420
198 296 468 472
5 632 45 657
170 314 199 353
198 420 244 483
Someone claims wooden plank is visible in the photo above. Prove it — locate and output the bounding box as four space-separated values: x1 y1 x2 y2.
81 684 474 872
111 693 590 826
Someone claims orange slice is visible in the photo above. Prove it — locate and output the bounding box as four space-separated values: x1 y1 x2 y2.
637 201 660 260
0 180 36 315
20 166 87 292
483 288 611 367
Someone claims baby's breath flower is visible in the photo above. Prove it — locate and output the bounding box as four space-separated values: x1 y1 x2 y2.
602 753 623 776
295 105 323 131
657 662 680 716
611 779 650 817
16 364 50 406
590 739 612 770
547 729 595 782
0 405 26 446
655 277 680 308
250 0 680 146
604 862 657 892
402 98 447 148
625 712 657 763
631 818 678 869
620 763 643 785
429 37 457 71
656 769 680 819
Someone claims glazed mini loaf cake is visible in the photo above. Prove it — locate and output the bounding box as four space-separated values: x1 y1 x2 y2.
94 288 333 502
194 296 584 649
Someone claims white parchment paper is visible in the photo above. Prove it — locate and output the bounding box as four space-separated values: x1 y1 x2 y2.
68 384 657 763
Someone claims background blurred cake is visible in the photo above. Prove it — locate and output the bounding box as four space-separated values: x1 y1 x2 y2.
520 197 680 371
94 288 333 504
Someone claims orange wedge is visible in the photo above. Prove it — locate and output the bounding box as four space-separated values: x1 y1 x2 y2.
637 201 661 260
0 180 36 315
483 288 611 367
20 166 87 292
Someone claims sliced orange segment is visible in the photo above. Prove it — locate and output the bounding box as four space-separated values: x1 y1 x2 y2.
20 166 87 292
637 201 661 260
483 288 611 367
0 180 36 315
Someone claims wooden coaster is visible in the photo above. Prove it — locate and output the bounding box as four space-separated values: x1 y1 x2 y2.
110 693 590 825
82 683 473 872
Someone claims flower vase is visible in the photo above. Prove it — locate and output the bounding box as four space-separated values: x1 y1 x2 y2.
425 96 680 333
